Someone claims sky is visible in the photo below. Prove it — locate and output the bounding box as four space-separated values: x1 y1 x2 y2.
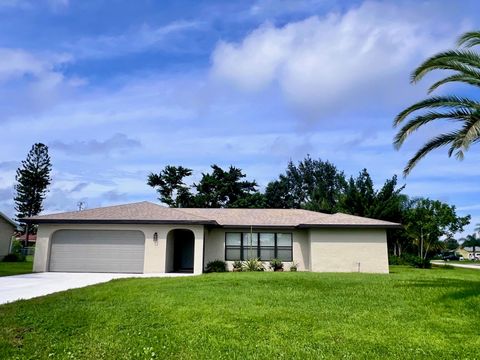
0 0 480 237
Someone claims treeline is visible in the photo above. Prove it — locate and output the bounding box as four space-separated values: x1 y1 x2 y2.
148 155 470 259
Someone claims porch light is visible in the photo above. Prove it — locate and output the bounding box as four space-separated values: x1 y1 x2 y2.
153 232 158 244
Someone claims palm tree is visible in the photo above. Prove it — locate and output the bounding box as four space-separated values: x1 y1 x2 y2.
460 233 480 260
393 30 480 175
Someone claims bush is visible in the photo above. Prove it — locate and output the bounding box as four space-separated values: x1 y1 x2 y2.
232 260 243 272
269 259 284 271
290 263 298 272
10 239 23 254
3 253 26 262
205 260 227 273
408 256 431 269
242 258 264 272
389 254 431 268
389 255 409 265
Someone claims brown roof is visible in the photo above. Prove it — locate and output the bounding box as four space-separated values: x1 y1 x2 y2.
25 201 401 228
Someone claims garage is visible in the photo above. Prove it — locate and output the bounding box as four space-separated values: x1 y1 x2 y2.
49 230 145 273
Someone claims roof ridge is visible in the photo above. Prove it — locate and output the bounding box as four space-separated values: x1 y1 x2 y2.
172 207 220 221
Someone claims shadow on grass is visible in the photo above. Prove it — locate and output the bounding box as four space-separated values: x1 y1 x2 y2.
399 277 480 301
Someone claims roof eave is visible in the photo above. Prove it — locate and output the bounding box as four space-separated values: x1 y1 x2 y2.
216 224 298 229
297 223 402 229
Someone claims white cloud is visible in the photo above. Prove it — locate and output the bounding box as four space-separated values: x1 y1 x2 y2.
211 1 463 120
68 21 203 59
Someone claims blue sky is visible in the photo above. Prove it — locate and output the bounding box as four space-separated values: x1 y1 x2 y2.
1 0 480 237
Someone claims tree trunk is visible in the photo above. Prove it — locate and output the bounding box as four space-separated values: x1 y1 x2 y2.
24 224 29 249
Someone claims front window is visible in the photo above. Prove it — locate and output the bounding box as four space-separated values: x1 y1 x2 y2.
225 232 293 261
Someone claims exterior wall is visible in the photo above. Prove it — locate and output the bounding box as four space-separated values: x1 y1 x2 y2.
33 223 204 275
204 227 310 271
308 228 389 273
0 217 15 257
33 223 388 274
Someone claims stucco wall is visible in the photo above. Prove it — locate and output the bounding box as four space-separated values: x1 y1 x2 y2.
204 227 310 271
33 223 204 274
308 228 389 273
0 217 15 257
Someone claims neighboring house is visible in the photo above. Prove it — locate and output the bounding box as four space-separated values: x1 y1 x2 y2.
16 234 37 246
0 211 17 258
457 247 480 260
26 201 400 275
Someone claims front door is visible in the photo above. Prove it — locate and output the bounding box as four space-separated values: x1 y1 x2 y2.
173 232 194 272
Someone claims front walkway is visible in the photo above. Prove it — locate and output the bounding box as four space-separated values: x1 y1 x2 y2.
0 272 193 305
431 261 480 270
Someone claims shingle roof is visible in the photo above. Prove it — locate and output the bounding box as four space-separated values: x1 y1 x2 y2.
26 202 215 225
25 201 401 228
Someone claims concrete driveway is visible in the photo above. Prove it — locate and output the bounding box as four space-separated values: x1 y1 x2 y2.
0 272 193 305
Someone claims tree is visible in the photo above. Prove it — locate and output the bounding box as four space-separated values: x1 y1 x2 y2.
444 237 460 251
403 198 470 259
460 233 480 259
393 30 480 175
14 143 52 247
147 166 193 207
265 156 346 213
338 169 375 217
193 165 259 208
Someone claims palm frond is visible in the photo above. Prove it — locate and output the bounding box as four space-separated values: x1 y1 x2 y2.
428 73 480 93
458 31 480 48
393 109 474 149
411 50 480 83
393 96 480 126
403 132 460 176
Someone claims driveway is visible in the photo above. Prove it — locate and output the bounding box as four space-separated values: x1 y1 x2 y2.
432 261 480 270
0 272 193 305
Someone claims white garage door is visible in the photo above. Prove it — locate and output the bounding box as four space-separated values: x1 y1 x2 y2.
49 230 145 273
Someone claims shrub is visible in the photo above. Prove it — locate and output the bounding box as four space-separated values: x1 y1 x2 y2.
389 255 409 265
10 239 23 254
269 259 284 271
290 263 298 272
205 260 227 273
232 260 243 272
409 256 431 269
389 254 431 268
3 253 26 262
242 258 264 272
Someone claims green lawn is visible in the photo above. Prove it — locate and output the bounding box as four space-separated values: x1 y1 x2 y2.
0 256 33 277
0 266 479 359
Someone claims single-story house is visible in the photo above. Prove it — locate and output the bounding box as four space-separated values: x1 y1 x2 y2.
0 211 17 258
26 201 400 274
457 246 480 260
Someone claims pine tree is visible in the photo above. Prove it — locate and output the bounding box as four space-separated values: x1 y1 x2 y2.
14 143 52 247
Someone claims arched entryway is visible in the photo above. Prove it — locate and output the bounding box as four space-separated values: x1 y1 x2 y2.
166 229 195 273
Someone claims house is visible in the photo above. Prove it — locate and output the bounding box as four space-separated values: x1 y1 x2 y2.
457 246 480 260
0 211 17 258
26 201 400 275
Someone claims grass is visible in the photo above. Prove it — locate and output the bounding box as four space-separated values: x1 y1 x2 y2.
0 266 479 359
0 256 33 277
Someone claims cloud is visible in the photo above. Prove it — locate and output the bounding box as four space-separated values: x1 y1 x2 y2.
68 21 203 60
211 1 463 121
50 133 141 156
0 48 82 121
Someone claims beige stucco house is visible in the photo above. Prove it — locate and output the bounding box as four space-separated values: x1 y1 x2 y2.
27 201 400 275
0 211 17 258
